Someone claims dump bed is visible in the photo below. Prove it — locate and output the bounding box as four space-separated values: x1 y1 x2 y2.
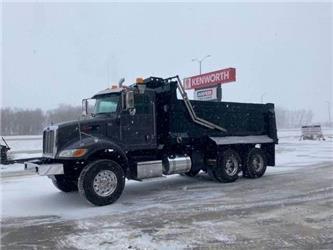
154 81 277 144
171 99 277 138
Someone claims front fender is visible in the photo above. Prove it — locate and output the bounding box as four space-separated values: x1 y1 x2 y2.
56 137 127 163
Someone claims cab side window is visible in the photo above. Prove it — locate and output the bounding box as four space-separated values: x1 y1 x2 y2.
134 94 150 114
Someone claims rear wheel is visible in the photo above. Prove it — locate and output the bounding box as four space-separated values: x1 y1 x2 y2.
50 175 78 192
243 148 267 178
78 159 125 206
184 169 200 177
209 149 241 183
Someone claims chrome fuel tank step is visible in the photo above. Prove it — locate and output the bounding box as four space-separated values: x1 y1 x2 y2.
163 156 191 175
135 156 192 180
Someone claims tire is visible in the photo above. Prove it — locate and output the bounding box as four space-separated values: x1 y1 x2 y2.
184 169 200 177
243 148 267 178
78 159 125 206
209 149 241 183
50 175 78 192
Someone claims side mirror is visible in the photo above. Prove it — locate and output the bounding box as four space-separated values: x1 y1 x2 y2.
125 91 135 110
82 99 88 116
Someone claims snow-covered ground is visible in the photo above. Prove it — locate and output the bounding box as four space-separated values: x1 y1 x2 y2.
1 129 332 218
273 128 333 170
2 135 42 155
1 129 333 249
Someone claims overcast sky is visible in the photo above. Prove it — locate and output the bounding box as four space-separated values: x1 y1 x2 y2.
1 2 332 122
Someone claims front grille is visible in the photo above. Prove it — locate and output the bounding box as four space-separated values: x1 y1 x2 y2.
43 129 56 156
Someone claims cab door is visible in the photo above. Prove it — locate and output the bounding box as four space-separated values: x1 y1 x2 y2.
120 93 156 150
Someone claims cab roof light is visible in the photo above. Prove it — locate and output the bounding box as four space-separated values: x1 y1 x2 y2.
136 77 144 84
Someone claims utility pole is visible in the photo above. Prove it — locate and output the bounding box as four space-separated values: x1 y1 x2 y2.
191 55 223 102
261 93 266 103
192 55 211 75
326 101 332 127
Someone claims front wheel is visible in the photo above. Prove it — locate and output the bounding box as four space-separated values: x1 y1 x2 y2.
78 159 125 206
50 175 78 192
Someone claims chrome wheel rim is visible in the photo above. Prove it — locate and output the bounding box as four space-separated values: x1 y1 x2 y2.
252 155 264 172
93 170 117 197
225 156 238 176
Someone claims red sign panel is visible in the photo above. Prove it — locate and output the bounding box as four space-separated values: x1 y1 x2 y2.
184 67 236 90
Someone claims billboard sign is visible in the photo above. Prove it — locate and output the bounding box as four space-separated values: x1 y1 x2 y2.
194 86 219 101
184 67 236 90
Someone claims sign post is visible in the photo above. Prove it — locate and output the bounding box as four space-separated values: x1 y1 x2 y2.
184 67 236 101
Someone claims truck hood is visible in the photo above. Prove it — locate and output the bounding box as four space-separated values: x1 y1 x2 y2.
49 117 113 152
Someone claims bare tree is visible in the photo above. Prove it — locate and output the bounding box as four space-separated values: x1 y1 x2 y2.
1 108 44 135
45 104 81 125
275 107 314 129
1 105 80 136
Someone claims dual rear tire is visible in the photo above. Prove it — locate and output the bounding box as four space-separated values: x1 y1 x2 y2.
208 148 267 182
243 148 267 178
208 149 241 183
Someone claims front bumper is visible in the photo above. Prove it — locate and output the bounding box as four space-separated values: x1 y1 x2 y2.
24 160 64 176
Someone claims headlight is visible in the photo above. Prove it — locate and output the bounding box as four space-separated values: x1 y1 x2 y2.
59 148 87 158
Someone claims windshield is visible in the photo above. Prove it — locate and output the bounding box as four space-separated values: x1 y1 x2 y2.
94 95 120 114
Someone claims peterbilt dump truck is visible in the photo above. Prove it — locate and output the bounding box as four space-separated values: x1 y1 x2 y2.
25 76 278 206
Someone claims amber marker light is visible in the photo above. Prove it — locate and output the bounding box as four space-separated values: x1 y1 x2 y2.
136 77 144 84
72 148 87 157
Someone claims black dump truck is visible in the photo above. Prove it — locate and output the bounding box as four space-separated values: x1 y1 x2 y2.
25 76 278 206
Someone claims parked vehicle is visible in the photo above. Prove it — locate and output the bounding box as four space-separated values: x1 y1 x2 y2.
300 124 325 140
25 76 278 206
